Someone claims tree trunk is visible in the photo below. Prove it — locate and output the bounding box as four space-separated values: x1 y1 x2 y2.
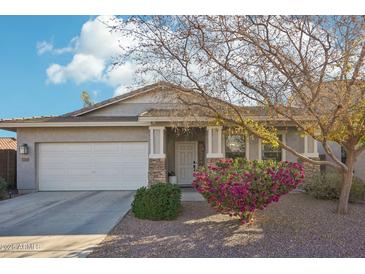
337 150 355 214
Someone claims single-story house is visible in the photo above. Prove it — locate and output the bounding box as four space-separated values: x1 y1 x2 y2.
0 82 324 193
0 137 17 186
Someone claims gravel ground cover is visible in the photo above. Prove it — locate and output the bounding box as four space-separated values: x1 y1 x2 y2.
89 193 365 258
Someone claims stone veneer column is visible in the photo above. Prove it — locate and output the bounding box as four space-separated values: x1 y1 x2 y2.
148 158 167 184
302 158 321 180
206 157 225 166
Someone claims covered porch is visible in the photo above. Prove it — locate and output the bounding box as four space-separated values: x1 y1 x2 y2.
148 126 225 185
147 124 319 186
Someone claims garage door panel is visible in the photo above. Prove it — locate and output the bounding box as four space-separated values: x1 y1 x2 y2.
38 142 148 191
40 143 92 153
92 143 122 153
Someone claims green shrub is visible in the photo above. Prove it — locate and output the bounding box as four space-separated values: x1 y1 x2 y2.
303 170 365 202
131 183 182 220
349 178 365 202
0 177 8 200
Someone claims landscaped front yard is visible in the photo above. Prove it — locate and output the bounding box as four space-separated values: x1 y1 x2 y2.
89 193 365 258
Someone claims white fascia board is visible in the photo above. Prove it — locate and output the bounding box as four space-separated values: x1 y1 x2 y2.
0 121 151 128
139 116 309 123
139 116 214 122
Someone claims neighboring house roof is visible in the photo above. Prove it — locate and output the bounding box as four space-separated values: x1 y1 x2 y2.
291 80 365 109
0 138 17 150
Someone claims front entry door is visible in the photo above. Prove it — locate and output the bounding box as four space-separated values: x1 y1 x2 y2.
175 141 198 185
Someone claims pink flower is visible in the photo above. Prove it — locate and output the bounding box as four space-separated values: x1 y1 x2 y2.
192 158 304 223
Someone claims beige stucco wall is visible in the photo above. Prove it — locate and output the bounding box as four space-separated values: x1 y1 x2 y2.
318 141 365 182
17 127 149 192
318 141 342 163
354 151 365 182
285 129 305 162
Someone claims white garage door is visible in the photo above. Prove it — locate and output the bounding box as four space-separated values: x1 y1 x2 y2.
38 142 148 191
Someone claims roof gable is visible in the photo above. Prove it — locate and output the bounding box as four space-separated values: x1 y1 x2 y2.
0 81 310 127
63 81 184 117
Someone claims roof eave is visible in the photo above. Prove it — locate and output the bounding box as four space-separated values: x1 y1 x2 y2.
0 128 17 132
139 116 312 123
0 121 151 128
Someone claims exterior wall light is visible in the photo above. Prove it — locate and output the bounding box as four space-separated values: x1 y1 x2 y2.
19 144 29 155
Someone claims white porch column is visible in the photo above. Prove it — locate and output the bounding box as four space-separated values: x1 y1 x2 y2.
303 134 319 158
149 126 166 158
314 139 318 155
148 126 166 184
302 134 320 180
304 134 308 155
206 126 224 161
282 132 287 161
245 133 250 160
258 138 262 161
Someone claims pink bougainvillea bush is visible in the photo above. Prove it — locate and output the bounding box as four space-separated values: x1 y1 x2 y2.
192 158 305 223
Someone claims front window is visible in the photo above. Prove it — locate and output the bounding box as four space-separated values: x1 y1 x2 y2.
225 134 246 159
262 135 282 161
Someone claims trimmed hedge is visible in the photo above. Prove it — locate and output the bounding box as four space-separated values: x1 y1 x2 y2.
131 183 182 220
303 170 365 202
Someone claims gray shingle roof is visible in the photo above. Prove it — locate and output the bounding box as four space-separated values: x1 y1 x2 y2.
0 81 309 125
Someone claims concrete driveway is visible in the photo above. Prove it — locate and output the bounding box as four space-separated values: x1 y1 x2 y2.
0 191 134 258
